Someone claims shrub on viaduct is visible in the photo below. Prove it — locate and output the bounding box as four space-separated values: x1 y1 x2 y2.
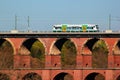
0 37 120 80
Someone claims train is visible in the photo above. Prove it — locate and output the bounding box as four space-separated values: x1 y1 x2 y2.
52 24 99 32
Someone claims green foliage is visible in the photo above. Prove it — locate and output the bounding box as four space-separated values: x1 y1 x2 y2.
92 40 108 68
64 74 73 80
95 74 105 80
30 40 45 60
92 40 108 54
30 40 45 68
61 40 76 69
85 73 105 80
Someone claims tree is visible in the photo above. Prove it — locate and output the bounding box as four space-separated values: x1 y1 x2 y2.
61 40 76 69
0 41 13 69
30 40 45 68
92 40 108 68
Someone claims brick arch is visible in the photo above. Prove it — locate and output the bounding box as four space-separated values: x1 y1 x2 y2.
19 38 46 50
52 71 74 80
82 38 109 55
49 38 59 55
103 38 118 55
81 38 99 55
49 38 77 55
102 38 117 55
18 38 46 55
77 38 88 55
114 71 120 80
47 38 77 69
53 72 73 80
22 72 42 80
83 71 105 80
0 72 10 80
112 39 120 68
112 39 120 54
0 38 15 55
115 73 120 80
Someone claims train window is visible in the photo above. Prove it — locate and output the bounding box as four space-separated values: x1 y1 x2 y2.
87 27 93 29
79 27 82 29
67 27 71 29
55 27 61 29
72 27 76 29
76 27 79 29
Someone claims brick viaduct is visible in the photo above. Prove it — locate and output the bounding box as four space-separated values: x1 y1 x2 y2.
0 32 120 80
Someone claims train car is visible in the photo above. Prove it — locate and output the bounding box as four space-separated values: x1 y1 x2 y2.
52 24 99 32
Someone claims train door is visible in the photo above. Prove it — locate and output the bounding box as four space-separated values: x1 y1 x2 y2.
82 25 87 32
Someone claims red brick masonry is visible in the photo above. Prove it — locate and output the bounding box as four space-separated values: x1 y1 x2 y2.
0 37 120 80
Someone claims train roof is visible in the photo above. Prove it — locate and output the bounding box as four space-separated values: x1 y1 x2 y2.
53 24 98 27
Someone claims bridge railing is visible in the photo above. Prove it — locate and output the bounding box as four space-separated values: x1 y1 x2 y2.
0 30 120 34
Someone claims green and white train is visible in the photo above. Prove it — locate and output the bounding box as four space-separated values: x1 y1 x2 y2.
53 24 99 32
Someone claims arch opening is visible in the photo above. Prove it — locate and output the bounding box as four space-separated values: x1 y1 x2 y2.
84 38 99 52
22 38 38 50
53 72 73 80
83 38 108 68
92 40 108 68
85 72 105 80
51 38 77 69
114 40 120 54
117 41 120 48
61 39 77 69
0 73 10 80
22 72 42 80
20 38 45 68
51 38 69 55
116 75 120 80
0 39 14 69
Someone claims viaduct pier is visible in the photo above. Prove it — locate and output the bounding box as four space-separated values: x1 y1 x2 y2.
0 31 120 80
